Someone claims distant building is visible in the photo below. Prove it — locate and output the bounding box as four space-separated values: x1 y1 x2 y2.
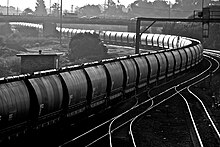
0 6 21 15
63 12 78 18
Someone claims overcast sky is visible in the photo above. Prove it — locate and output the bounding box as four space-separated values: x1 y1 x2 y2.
0 0 176 11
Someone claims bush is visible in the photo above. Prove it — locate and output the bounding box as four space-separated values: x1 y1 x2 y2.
6 56 20 73
0 23 12 36
0 56 20 78
0 36 5 48
0 57 8 77
15 26 39 37
68 33 108 60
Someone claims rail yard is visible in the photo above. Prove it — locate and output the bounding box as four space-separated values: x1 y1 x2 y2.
1 18 220 147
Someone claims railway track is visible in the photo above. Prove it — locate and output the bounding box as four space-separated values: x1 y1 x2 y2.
111 56 215 146
175 51 220 146
4 51 216 147
4 54 216 147
59 91 149 147
0 23 208 146
128 56 215 146
116 53 220 146
177 87 220 146
58 54 217 147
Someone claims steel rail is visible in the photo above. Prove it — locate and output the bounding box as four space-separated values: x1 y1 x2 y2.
173 55 219 147
59 94 140 147
108 94 140 147
176 88 204 147
61 56 211 147
129 56 213 147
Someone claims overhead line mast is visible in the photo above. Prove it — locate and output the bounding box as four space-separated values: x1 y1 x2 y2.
60 0 63 45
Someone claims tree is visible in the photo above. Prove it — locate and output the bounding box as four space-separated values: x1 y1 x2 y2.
63 10 69 15
104 4 127 18
68 33 107 60
108 0 116 7
35 0 47 16
153 0 169 9
51 3 60 17
74 6 80 13
78 5 101 17
22 8 34 15
128 0 156 18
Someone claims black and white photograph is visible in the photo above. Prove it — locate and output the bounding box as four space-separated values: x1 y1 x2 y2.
0 0 220 146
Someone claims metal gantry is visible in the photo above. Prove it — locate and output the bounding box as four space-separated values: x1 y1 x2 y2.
135 7 220 54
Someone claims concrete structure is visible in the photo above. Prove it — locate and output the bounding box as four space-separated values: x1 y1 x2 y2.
17 50 62 74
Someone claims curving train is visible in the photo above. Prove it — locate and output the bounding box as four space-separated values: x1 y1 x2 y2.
61 28 193 50
1 23 203 141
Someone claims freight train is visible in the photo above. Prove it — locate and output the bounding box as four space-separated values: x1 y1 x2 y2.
1 23 203 142
61 28 192 49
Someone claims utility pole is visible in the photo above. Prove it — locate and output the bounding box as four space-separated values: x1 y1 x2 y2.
71 5 74 13
104 0 106 18
50 0 51 14
7 0 9 15
60 0 63 45
168 1 171 18
202 0 204 10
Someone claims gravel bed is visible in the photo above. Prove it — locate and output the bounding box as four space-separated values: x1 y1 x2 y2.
133 56 220 147
133 95 192 147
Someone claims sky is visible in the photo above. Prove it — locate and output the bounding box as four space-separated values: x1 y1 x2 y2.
0 0 176 11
